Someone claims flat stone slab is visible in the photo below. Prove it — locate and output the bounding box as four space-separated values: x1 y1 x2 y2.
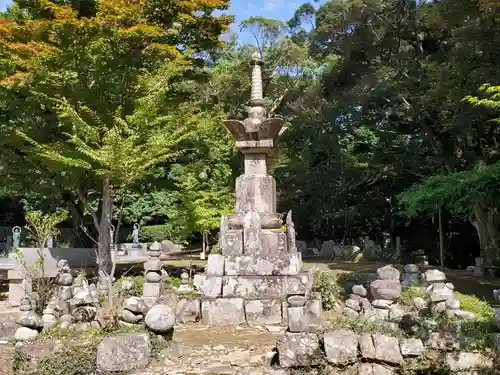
244 299 283 326
202 298 245 326
323 329 358 365
193 275 222 298
223 276 286 298
224 252 301 276
446 352 493 371
372 334 402 365
96 333 150 372
222 274 311 298
277 332 321 367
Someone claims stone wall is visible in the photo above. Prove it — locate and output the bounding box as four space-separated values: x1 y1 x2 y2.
277 328 495 374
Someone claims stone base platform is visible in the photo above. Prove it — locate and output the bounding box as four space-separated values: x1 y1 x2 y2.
191 253 320 327
199 295 322 327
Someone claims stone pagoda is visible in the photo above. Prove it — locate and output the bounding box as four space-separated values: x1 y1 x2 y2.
194 52 321 327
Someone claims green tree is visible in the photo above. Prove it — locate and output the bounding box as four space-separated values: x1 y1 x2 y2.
0 0 233 276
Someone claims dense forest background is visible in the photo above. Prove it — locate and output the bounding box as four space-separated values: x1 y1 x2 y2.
1 0 500 269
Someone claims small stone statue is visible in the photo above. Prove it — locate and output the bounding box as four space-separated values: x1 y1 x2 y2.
286 210 297 253
12 226 21 249
132 223 140 247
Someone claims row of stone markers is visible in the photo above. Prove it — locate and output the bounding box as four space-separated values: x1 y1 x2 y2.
342 264 477 323
275 264 496 373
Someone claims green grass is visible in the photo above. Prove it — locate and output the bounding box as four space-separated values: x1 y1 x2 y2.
454 291 494 322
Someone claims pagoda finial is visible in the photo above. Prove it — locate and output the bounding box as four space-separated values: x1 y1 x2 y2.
250 51 264 107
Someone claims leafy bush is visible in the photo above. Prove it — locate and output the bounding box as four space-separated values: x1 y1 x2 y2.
400 286 425 308
115 276 144 297
139 225 171 243
454 292 494 322
312 270 343 310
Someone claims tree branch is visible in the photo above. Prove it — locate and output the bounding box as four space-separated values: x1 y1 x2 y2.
76 188 100 232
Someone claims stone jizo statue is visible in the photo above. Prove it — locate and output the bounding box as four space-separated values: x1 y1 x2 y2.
132 223 140 247
12 226 21 248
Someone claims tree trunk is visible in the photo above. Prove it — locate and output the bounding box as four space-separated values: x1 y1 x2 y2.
470 203 500 266
98 177 113 278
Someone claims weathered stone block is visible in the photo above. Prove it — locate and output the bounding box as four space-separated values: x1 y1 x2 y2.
360 334 375 359
372 334 402 365
221 230 243 256
323 329 359 365
193 275 222 298
96 333 150 372
235 175 276 214
249 228 287 256
277 332 321 368
288 306 309 332
282 300 288 324
224 252 301 276
222 276 287 298
400 338 424 357
142 282 161 297
175 299 201 323
286 273 311 295
244 227 262 254
206 254 224 276
445 352 493 371
306 292 322 318
201 298 245 326
244 299 282 326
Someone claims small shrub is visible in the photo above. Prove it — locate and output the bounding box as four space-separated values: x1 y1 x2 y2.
164 276 182 291
312 271 343 310
140 225 170 243
454 292 494 322
115 276 144 297
327 315 401 337
459 320 494 351
13 338 99 375
400 353 451 375
400 286 425 308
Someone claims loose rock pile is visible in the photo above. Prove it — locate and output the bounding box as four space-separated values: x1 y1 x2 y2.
274 264 497 374
422 269 473 319
343 265 404 324
15 259 101 340
15 294 42 341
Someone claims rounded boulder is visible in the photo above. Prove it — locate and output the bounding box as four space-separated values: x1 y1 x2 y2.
370 279 401 301
145 304 175 333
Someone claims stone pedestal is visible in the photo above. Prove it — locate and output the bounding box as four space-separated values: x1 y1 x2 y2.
142 242 162 308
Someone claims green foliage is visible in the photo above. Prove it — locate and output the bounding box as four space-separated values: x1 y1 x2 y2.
312 270 343 310
399 162 500 220
454 292 494 322
400 286 426 308
25 210 68 249
14 325 167 375
13 337 100 375
139 225 172 243
114 276 144 297
327 315 401 337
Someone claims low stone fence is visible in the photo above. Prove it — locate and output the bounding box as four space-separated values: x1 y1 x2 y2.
278 329 494 373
